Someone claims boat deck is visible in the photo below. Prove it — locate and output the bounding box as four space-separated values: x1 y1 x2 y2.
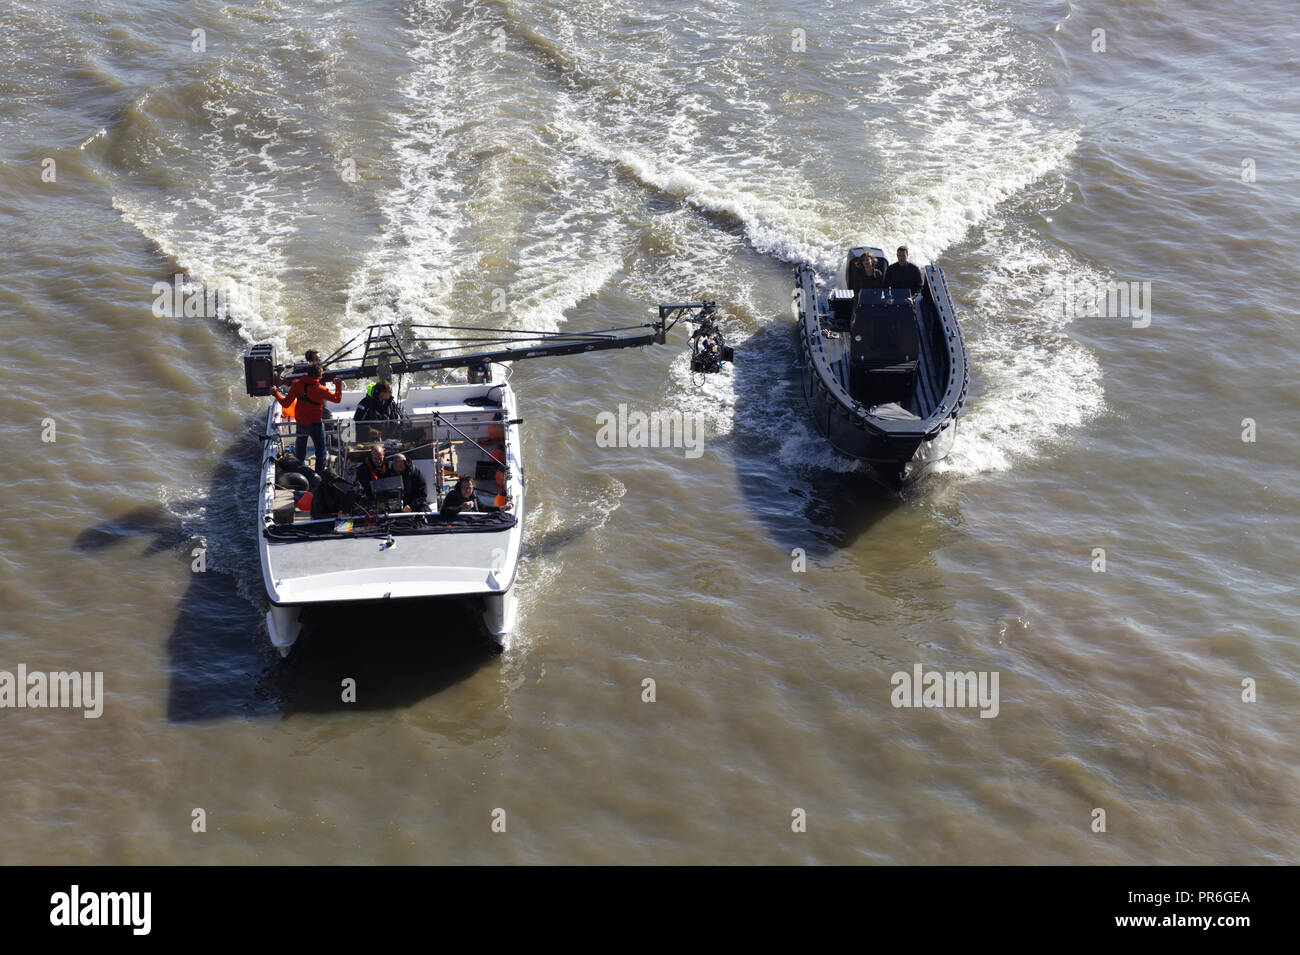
817 296 945 418
270 390 509 522
259 382 525 607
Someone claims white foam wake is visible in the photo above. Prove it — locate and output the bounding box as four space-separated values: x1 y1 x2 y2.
340 1 497 339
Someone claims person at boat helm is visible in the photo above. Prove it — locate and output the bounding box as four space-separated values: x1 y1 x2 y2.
354 443 392 500
273 361 342 473
388 454 428 512
884 245 924 295
354 378 400 436
849 251 884 293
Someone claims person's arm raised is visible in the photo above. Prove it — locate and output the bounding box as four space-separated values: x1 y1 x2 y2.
272 379 299 407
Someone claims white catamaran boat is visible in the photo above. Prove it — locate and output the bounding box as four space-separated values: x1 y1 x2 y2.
243 311 725 656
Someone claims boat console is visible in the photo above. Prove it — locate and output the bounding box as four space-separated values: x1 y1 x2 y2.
848 289 921 406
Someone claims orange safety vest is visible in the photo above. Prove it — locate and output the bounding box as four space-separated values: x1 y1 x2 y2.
277 376 339 425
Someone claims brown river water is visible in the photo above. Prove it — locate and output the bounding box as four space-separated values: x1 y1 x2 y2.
0 0 1297 863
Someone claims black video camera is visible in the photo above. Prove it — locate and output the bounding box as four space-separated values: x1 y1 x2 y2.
689 316 734 375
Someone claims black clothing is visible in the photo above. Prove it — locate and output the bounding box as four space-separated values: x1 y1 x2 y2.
849 256 885 293
294 421 327 472
310 475 357 519
439 485 477 517
354 393 399 436
275 454 320 492
354 456 393 500
884 261 923 294
396 465 428 511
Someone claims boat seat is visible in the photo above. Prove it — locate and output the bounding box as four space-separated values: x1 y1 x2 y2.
272 486 311 523
828 289 855 330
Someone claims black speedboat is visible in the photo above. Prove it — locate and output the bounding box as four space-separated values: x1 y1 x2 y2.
793 247 968 488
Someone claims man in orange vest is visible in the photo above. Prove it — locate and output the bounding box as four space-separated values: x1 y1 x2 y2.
354 443 396 504
274 362 342 473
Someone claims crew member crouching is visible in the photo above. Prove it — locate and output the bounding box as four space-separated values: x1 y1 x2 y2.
389 454 428 513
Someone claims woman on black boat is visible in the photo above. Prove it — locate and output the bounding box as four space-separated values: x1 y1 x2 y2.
849 251 884 293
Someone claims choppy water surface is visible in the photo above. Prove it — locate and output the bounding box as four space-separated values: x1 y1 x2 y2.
1 0 1297 863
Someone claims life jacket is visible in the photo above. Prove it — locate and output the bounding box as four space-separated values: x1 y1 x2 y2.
288 376 335 425
361 457 390 482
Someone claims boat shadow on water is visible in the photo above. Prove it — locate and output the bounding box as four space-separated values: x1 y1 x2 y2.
726 319 906 560
74 430 504 723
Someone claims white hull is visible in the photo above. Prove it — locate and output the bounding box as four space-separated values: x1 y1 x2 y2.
257 378 524 655
266 606 303 658
482 591 518 643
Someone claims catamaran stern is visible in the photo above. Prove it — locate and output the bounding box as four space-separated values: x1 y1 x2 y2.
266 604 304 657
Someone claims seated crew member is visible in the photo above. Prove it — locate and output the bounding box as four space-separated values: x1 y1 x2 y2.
439 476 479 517
389 454 428 512
354 443 392 501
440 476 512 517
883 245 924 295
273 362 342 473
353 378 400 437
848 251 884 293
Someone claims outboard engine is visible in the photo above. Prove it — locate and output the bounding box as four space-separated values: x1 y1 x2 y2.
848 289 920 406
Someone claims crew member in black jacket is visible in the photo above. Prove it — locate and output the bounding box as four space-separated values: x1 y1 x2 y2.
354 379 400 437
439 476 478 517
884 245 924 295
849 251 884 293
389 454 428 512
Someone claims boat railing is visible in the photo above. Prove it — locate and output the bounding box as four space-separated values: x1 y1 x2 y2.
264 507 516 541
271 410 508 470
